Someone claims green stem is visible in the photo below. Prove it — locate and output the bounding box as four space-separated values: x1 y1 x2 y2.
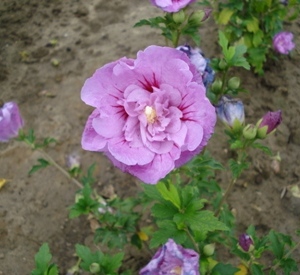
220 68 229 96
185 227 200 253
214 177 236 217
37 148 83 189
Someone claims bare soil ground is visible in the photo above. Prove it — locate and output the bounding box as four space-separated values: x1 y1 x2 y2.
0 0 299 274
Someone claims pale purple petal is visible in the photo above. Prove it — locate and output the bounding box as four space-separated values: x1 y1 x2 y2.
0 102 24 142
108 137 155 166
81 109 107 151
150 0 196 13
140 239 200 275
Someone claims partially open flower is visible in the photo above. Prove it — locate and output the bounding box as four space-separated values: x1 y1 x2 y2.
81 46 216 184
238 234 254 252
273 31 295 55
139 239 200 275
257 110 282 139
215 95 245 130
177 45 215 88
0 101 24 142
150 0 196 13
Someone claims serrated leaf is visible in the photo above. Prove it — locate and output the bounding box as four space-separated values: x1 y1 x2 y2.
156 182 181 209
76 244 100 271
251 142 273 156
252 30 263 47
47 264 59 275
217 9 234 25
188 210 228 234
102 252 124 273
150 220 186 248
152 202 178 219
250 264 264 275
31 243 57 275
212 263 240 275
229 159 248 179
268 230 284 259
29 158 50 175
246 17 259 32
280 257 299 273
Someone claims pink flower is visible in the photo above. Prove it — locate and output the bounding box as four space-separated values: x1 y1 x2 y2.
139 239 200 275
150 0 196 13
273 31 295 55
0 101 24 142
81 46 216 184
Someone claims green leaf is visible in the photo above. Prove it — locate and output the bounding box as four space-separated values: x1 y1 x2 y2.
47 265 59 275
251 142 273 156
217 9 234 25
280 257 299 274
252 30 264 47
142 183 164 201
75 244 100 271
218 31 229 56
250 264 264 275
212 263 239 275
268 230 284 259
31 243 58 275
228 159 249 179
152 202 178 219
246 17 259 32
29 158 50 175
156 181 181 209
188 210 228 234
102 252 124 273
150 220 186 248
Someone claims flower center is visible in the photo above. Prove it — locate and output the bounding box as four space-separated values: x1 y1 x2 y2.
171 266 182 274
144 106 157 124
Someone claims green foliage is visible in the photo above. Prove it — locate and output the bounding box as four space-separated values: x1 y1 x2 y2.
18 129 56 149
214 0 300 74
212 263 240 275
31 244 59 275
134 7 208 46
69 184 100 218
29 158 50 175
76 244 124 275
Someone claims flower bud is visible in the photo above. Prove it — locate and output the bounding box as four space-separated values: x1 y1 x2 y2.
203 243 215 256
257 110 282 139
243 124 257 140
238 234 254 252
89 263 101 274
173 10 185 24
218 59 227 70
188 10 205 25
0 101 24 142
228 76 240 90
216 95 245 130
211 78 223 93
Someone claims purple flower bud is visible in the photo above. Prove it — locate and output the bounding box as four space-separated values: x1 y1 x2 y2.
216 95 245 128
273 31 295 55
0 101 24 142
238 234 254 252
177 45 215 88
258 110 282 138
139 239 200 275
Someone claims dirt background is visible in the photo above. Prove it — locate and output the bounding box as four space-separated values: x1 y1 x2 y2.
0 0 299 274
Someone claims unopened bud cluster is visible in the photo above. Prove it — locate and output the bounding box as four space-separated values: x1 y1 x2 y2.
216 95 282 140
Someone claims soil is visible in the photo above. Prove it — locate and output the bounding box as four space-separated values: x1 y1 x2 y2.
0 0 299 274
